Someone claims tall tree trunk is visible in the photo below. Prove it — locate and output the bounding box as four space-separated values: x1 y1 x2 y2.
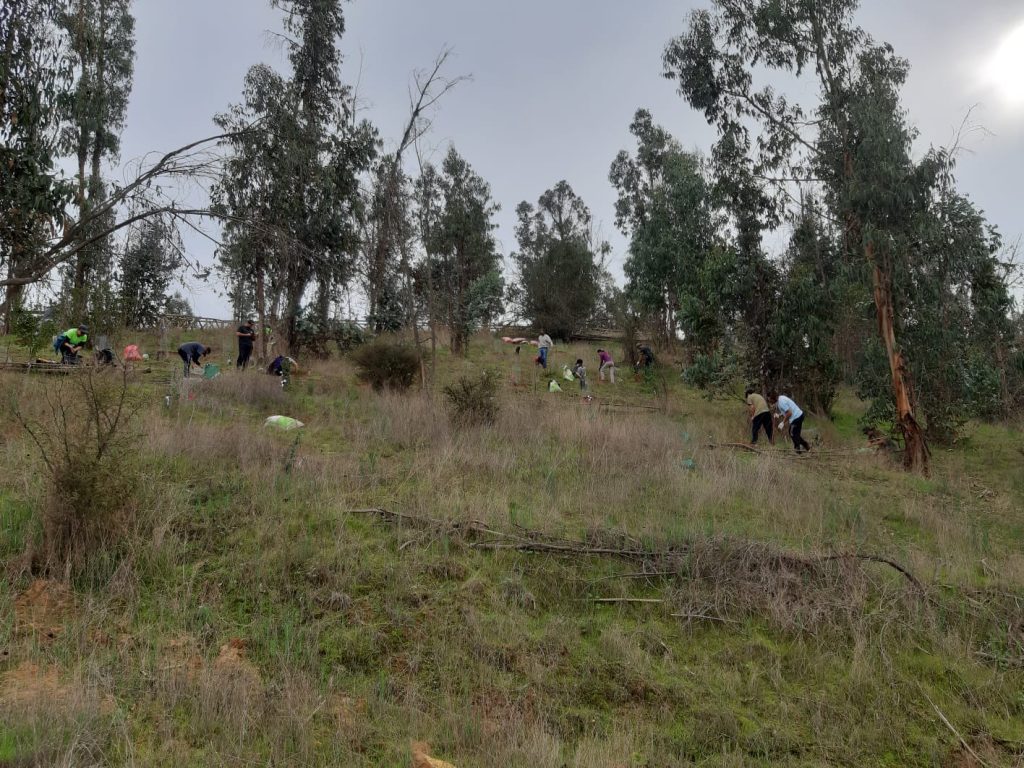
284 281 303 355
255 268 268 363
868 244 929 473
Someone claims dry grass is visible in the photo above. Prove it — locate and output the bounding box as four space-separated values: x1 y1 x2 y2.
0 341 1022 766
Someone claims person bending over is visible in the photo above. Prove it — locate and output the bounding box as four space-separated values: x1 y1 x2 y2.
177 342 211 378
54 325 89 365
769 391 811 453
745 388 774 445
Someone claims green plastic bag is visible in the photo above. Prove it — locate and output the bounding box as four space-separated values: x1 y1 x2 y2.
548 380 562 393
562 365 575 381
264 415 305 431
202 363 220 380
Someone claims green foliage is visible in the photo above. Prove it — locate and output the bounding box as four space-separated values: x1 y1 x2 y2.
768 205 842 414
9 302 58 358
511 181 606 339
611 110 723 347
58 0 136 318
294 309 366 359
362 157 416 334
443 371 500 427
214 0 378 351
683 349 739 398
663 0 1019 450
118 215 182 328
163 292 193 318
0 0 75 323
351 340 419 392
416 148 503 354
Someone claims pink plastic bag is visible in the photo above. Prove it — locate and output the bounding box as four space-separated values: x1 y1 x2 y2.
123 344 143 362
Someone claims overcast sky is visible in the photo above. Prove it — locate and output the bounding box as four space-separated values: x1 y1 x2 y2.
121 0 1024 317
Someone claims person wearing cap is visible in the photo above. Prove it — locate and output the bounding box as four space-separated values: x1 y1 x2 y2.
177 341 211 378
236 318 257 370
53 324 89 365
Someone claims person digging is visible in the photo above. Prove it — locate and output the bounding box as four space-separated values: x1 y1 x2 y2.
53 325 89 365
177 342 212 378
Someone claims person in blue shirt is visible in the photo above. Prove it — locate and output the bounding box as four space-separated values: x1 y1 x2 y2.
769 391 811 453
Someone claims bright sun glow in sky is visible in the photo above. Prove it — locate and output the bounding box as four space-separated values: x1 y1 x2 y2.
983 20 1024 108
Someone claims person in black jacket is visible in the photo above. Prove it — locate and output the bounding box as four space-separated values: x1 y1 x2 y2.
177 342 211 378
236 319 257 370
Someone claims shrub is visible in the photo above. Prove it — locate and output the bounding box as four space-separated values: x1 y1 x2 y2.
15 369 142 575
294 309 367 358
444 372 499 427
10 302 58 359
351 340 419 392
683 350 739 399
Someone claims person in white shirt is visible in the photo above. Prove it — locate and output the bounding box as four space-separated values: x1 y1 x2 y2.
536 330 554 369
769 391 811 452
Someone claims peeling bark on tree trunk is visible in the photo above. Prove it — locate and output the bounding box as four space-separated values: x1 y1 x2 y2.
868 243 929 473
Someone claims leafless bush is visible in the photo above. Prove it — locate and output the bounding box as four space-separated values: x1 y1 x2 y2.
16 369 143 576
444 371 499 427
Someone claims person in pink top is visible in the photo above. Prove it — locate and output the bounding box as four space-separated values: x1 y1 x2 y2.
597 348 616 384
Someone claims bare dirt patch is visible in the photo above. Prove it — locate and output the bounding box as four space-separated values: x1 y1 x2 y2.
13 579 75 641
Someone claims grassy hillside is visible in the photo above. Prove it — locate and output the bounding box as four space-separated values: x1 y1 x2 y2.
1 331 1023 767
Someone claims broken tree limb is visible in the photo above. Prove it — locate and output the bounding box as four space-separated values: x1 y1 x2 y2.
706 442 762 454
925 693 992 768
591 597 664 604
671 612 741 625
340 507 925 593
468 540 657 560
818 553 924 593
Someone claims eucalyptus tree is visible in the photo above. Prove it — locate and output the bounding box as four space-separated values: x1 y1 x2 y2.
610 109 724 350
511 181 606 340
59 0 135 318
771 200 842 413
416 147 503 355
0 0 74 329
663 0 963 470
214 0 377 353
117 215 182 328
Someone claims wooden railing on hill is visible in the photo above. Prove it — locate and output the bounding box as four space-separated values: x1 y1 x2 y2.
153 314 236 330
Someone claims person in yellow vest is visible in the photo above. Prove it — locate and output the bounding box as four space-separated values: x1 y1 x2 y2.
53 325 89 365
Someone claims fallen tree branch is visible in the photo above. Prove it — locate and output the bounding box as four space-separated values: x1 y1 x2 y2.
591 597 664 604
707 442 762 454
672 612 741 625
340 507 924 592
925 693 992 768
469 540 657 560
818 553 924 592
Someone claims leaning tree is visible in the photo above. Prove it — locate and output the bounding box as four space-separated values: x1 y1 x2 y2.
664 0 948 471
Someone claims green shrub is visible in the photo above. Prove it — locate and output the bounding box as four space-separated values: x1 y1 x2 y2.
294 309 367 358
10 303 58 359
444 371 499 426
351 340 419 392
683 350 739 398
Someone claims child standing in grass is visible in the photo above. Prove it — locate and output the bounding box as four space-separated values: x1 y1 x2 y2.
572 359 588 391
